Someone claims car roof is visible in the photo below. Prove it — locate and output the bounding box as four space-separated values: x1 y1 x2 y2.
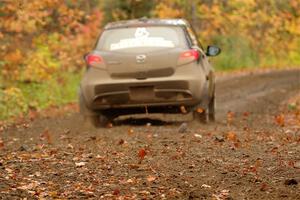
104 18 190 30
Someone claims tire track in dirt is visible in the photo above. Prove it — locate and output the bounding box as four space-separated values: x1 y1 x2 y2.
216 69 300 118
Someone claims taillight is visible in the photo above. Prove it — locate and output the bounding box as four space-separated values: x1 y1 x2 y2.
86 54 102 65
178 49 200 66
180 49 199 61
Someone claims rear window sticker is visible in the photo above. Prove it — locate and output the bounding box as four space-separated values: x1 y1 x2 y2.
135 27 150 38
110 27 175 50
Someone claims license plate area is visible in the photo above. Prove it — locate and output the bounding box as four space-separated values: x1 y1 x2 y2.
129 86 155 101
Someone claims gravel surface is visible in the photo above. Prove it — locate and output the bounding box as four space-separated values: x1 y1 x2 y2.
0 69 299 199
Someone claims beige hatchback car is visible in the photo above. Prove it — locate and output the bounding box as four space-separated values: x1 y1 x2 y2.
79 18 221 127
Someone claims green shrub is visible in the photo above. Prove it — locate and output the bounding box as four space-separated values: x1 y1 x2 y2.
0 87 28 120
210 35 259 71
0 71 82 120
18 72 82 110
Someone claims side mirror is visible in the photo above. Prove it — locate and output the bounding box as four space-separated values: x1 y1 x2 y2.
206 45 221 57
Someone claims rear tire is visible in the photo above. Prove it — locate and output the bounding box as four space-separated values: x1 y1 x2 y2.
79 92 111 128
85 114 110 128
208 95 216 122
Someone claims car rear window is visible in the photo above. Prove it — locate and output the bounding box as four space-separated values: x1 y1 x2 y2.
96 26 187 51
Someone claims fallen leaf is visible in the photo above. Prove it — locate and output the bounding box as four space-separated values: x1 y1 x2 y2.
22 123 29 128
233 141 240 148
288 160 295 168
243 111 250 117
212 189 230 200
128 128 134 135
0 138 4 148
112 188 120 195
194 134 202 138
138 148 146 162
139 190 150 195
254 159 262 169
128 164 139 169
118 139 124 145
5 168 13 173
17 182 39 191
294 161 300 169
35 171 41 177
275 114 285 127
196 107 204 113
227 111 235 124
201 184 211 188
147 175 156 182
40 129 52 144
67 143 74 149
127 178 134 183
260 183 268 191
227 131 237 141
49 191 58 197
75 162 86 167
89 136 96 141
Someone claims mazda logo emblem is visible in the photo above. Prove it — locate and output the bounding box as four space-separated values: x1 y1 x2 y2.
136 55 146 64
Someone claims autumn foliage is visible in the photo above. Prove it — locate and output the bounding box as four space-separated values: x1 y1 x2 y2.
0 0 102 120
154 0 300 69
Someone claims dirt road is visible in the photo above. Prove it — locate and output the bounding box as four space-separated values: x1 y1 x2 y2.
1 69 300 199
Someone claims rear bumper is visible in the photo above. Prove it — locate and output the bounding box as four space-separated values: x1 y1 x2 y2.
80 64 207 110
92 82 198 109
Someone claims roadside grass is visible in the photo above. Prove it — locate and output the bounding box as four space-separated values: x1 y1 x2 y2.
19 72 81 109
0 71 82 121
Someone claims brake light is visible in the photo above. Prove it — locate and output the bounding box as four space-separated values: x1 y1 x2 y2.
86 54 102 65
180 49 199 61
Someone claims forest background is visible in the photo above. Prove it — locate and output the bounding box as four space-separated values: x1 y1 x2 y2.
0 0 299 120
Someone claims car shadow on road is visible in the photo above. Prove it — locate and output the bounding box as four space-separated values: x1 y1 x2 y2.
114 117 185 126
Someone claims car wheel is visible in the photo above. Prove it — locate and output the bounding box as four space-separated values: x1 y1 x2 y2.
193 107 208 123
208 95 215 122
85 114 110 128
79 92 111 128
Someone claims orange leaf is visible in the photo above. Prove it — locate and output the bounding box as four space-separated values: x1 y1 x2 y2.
128 128 134 135
0 138 4 148
227 111 235 124
260 183 268 191
112 188 120 195
147 175 156 182
40 129 52 144
243 112 250 117
275 114 285 127
233 141 240 148
255 159 262 168
196 108 204 113
227 131 237 141
118 139 124 145
138 149 146 160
